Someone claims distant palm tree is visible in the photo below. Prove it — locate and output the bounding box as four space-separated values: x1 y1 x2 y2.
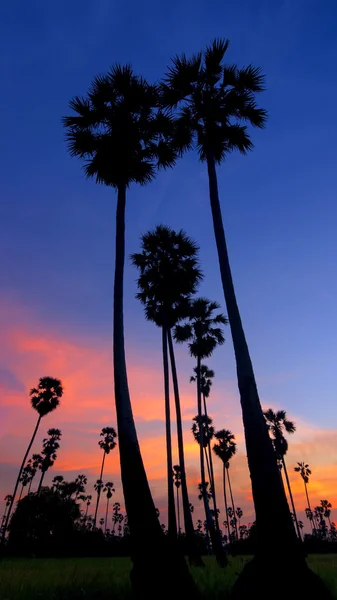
1 377 63 542
85 494 92 520
294 462 316 533
162 39 301 557
74 474 88 500
131 225 202 542
264 409 302 541
29 454 43 493
52 475 64 492
320 500 332 528
18 462 34 501
197 481 212 501
103 482 115 533
236 507 243 529
0 495 12 535
175 297 227 566
37 428 62 493
173 465 182 534
112 501 121 535
94 427 117 527
191 415 215 491
213 429 238 540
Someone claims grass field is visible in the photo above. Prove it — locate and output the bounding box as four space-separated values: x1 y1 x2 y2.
0 555 336 599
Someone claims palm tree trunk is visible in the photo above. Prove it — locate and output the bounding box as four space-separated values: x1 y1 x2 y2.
176 486 181 534
203 393 221 536
162 324 177 538
18 485 24 502
206 152 299 558
304 481 317 533
105 497 110 534
1 414 42 543
94 451 106 527
281 457 302 541
167 328 203 565
226 466 238 541
37 469 46 494
223 464 230 547
113 186 196 597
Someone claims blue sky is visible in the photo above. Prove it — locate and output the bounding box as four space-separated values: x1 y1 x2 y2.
1 0 337 492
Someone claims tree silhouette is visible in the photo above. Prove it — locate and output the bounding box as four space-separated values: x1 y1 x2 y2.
64 67 198 596
84 494 92 520
51 475 64 492
197 481 212 501
264 409 302 541
213 429 238 541
321 500 332 528
74 475 88 500
132 225 202 545
294 462 316 533
94 427 117 527
103 482 115 533
112 501 121 535
173 465 182 534
18 462 34 501
1 377 63 542
175 297 227 566
37 429 62 493
162 40 304 574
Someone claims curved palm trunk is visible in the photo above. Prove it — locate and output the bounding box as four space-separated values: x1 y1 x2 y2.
113 186 197 597
206 153 299 559
167 329 203 565
281 457 302 541
1 414 42 543
197 357 226 566
94 451 106 527
162 325 177 538
203 393 221 536
226 466 238 540
222 464 231 548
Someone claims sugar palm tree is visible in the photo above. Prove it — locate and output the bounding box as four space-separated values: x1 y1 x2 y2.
18 462 34 501
162 39 302 563
64 68 198 596
264 408 302 540
74 474 88 500
37 428 62 493
94 427 117 527
213 429 237 541
173 465 182 534
52 475 64 492
294 462 316 533
191 415 215 492
84 494 92 520
131 225 202 544
103 482 115 533
1 377 63 542
175 297 227 566
321 500 332 528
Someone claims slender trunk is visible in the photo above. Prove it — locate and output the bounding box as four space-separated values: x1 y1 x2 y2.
223 464 231 548
1 414 42 543
203 393 221 536
304 481 316 533
162 324 177 538
281 457 302 541
197 357 226 566
226 466 238 540
204 445 212 490
206 153 299 559
105 497 110 534
176 486 181 534
112 187 196 597
167 329 203 565
18 485 24 502
37 468 46 494
94 451 106 527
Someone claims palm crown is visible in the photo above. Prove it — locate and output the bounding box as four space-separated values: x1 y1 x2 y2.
294 461 311 484
263 408 296 458
161 38 267 163
174 297 227 359
190 364 215 398
213 429 237 465
131 225 202 328
63 65 176 189
29 377 63 417
103 482 115 499
192 415 215 448
98 427 117 454
41 428 62 470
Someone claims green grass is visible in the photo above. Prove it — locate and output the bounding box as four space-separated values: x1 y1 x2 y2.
0 555 336 599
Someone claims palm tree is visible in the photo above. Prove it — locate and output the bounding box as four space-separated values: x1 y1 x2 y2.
1 495 12 535
18 462 34 501
197 481 212 501
64 69 198 596
321 500 332 528
131 225 202 546
52 475 64 492
264 409 302 541
94 427 117 527
74 474 88 500
37 428 62 493
173 465 182 534
112 501 121 535
1 377 63 542
191 415 215 494
213 429 238 540
162 39 302 563
29 454 43 493
103 482 115 533
294 462 316 532
175 297 227 566
85 494 92 520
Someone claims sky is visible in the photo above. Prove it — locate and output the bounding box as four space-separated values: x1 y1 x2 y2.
1 0 337 532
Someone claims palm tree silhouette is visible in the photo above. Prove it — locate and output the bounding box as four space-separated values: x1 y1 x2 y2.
74 474 88 500
112 501 121 535
64 69 199 595
175 297 227 566
191 414 215 495
51 475 64 492
131 225 202 547
29 454 43 493
103 482 115 533
84 494 92 520
173 465 182 534
0 495 12 535
321 500 332 528
294 462 316 533
197 481 212 501
213 429 238 541
1 377 63 542
18 462 34 501
162 39 301 562
94 427 117 527
37 428 62 493
264 409 302 541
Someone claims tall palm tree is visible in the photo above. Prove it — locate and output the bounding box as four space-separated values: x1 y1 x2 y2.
321 500 332 528
131 225 202 544
191 415 215 493
294 462 316 533
1 377 63 542
175 297 227 566
103 482 115 533
173 465 182 534
213 429 237 541
74 474 88 500
162 39 302 563
37 428 62 493
18 463 34 501
64 68 198 596
94 427 117 527
264 409 302 540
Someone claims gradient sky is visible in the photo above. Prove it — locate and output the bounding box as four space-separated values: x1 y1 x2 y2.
1 0 337 531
